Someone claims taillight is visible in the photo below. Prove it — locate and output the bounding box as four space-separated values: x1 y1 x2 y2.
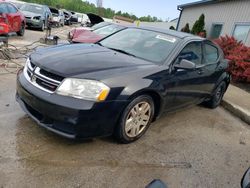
0 14 7 23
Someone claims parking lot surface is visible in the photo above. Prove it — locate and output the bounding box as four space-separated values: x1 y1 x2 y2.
0 29 250 188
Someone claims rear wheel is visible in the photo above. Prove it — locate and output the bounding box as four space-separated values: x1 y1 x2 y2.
17 22 25 36
115 95 155 144
61 20 64 27
203 81 227 109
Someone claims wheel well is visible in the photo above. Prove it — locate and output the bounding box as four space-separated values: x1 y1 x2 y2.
129 90 162 121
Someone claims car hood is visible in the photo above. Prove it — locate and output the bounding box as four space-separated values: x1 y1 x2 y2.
87 13 104 25
70 29 93 40
21 11 42 18
30 44 155 78
72 32 102 43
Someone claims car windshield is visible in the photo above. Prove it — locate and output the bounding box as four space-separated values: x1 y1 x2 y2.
20 4 44 14
50 8 59 16
99 28 179 63
12 2 23 9
93 24 124 37
91 22 110 30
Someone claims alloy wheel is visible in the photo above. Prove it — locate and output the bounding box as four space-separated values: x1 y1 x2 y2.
125 101 151 138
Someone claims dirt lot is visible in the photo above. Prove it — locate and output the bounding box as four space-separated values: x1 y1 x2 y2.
0 27 250 188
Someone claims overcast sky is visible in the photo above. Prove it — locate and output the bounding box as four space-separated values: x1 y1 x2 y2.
85 0 200 20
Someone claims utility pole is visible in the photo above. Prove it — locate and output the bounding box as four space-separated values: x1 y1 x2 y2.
97 0 103 17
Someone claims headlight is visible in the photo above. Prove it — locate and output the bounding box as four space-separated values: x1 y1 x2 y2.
33 16 41 21
53 17 59 22
56 78 110 102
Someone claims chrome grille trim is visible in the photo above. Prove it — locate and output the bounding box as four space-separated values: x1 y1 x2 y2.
24 61 63 93
34 67 61 84
27 59 34 71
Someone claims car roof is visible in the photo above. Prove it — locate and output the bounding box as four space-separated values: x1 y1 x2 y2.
128 26 203 40
0 0 12 3
24 3 46 8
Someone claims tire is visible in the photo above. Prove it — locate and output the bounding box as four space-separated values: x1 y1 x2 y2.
17 22 25 36
40 22 45 31
114 95 155 144
203 81 227 109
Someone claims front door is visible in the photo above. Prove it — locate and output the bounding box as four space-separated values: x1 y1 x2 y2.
164 41 207 111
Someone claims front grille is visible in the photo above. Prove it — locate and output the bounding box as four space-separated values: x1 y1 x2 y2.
25 16 31 19
36 77 58 91
40 69 64 81
24 60 64 93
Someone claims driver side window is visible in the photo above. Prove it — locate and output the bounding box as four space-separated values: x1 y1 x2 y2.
175 41 202 65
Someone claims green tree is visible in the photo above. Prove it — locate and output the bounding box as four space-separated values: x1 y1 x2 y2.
181 23 190 33
191 14 205 34
169 26 175 30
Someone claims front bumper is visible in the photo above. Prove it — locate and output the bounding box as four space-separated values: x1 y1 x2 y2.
16 70 128 139
26 19 43 28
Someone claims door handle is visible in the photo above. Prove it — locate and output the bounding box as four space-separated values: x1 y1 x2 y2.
218 66 223 71
197 69 204 75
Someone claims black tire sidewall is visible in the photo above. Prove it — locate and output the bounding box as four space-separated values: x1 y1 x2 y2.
17 23 25 36
116 95 155 143
212 81 226 108
41 22 45 31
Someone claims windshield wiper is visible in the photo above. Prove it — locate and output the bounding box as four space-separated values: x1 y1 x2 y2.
96 42 103 47
108 47 136 57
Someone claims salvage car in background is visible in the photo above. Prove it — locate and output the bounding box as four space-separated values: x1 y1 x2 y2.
62 9 72 25
74 12 85 23
9 0 25 9
82 13 104 27
70 23 126 43
70 11 78 23
20 3 51 31
68 21 112 40
49 7 64 27
0 0 26 36
16 27 230 143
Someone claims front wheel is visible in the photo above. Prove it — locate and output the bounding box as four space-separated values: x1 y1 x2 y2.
203 81 227 109
40 22 45 31
17 23 25 36
114 95 155 144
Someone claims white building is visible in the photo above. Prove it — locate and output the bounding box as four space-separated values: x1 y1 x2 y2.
177 0 250 46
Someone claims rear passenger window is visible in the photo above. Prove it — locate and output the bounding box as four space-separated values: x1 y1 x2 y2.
204 43 219 63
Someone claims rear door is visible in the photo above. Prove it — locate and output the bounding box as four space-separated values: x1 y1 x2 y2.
6 3 20 32
201 41 222 93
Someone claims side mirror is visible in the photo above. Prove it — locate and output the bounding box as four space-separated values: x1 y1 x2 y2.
146 179 167 188
241 168 250 188
174 59 196 70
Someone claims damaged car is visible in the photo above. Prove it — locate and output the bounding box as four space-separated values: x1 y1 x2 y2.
0 0 26 36
68 21 112 40
16 27 230 143
69 23 126 43
20 3 52 31
82 13 104 27
49 7 64 27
